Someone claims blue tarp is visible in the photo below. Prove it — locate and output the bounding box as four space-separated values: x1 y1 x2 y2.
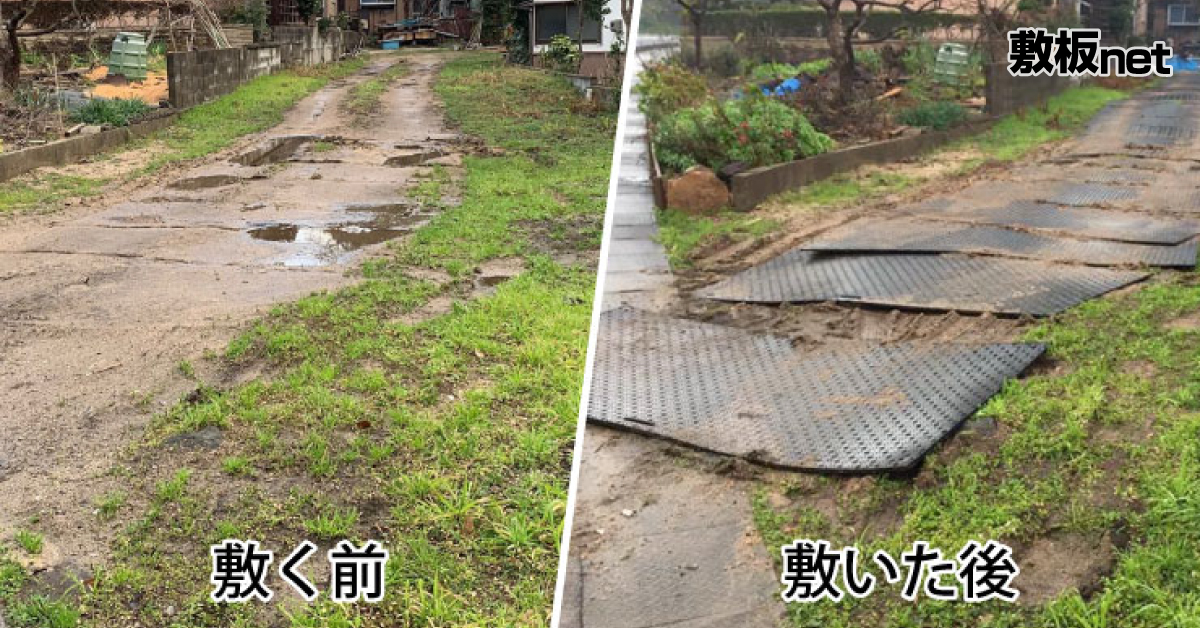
760 77 802 96
1167 57 1200 72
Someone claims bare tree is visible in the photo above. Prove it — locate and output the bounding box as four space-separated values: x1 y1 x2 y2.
2 0 53 92
807 0 941 102
0 0 89 93
675 0 706 68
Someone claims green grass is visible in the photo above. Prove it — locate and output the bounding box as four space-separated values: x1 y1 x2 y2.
0 174 108 216
14 530 42 556
94 491 126 519
0 52 613 628
657 85 1131 268
143 56 366 172
969 86 1129 162
70 98 152 127
657 209 779 268
776 171 918 210
344 58 409 123
754 276 1200 627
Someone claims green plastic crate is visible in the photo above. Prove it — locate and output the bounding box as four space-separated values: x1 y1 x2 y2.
108 32 148 81
933 43 970 86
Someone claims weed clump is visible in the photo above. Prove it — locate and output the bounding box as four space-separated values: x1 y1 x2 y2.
897 101 968 131
70 98 152 127
654 96 834 173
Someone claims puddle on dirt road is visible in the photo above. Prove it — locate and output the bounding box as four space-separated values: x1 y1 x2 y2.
247 202 432 267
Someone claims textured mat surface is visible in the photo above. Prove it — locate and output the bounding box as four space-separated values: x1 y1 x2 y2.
1040 182 1141 206
587 309 1045 471
910 200 1199 244
701 251 1147 316
804 218 1198 267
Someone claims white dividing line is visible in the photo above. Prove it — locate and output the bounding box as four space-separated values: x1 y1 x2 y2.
548 5 649 627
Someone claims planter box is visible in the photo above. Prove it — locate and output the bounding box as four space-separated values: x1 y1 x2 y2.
728 118 998 211
0 112 178 183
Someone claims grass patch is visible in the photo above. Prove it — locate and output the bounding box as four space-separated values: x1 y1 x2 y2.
344 58 409 123
70 98 152 127
754 274 1200 627
95 491 126 519
143 56 366 172
659 85 1130 268
3 52 613 627
14 530 42 556
657 209 779 268
968 85 1129 162
0 174 108 216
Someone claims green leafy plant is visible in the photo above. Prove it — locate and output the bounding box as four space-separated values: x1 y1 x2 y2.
14 530 43 555
633 62 708 122
748 62 800 81
297 0 322 25
653 95 834 173
70 98 152 127
897 100 967 130
543 34 581 74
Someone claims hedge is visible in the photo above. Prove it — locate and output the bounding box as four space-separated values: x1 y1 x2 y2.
694 7 977 39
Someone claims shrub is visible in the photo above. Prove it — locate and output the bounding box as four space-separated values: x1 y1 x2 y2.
70 98 152 127
544 34 581 73
749 62 799 81
634 62 709 122
698 7 975 39
747 59 830 82
897 101 967 130
654 95 834 173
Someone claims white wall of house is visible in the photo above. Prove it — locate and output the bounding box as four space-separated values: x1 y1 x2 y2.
530 0 622 55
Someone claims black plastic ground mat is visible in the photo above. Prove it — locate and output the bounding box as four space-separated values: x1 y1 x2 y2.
1041 182 1141 206
910 200 1199 245
701 251 1147 316
804 218 1198 268
1012 165 1155 185
587 309 1045 471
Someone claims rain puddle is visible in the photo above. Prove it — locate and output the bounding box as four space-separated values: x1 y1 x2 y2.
246 202 431 267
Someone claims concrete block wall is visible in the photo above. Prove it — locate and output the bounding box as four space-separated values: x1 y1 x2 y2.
166 27 347 109
983 39 1072 116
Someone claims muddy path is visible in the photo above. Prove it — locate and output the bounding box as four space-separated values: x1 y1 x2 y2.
0 52 461 567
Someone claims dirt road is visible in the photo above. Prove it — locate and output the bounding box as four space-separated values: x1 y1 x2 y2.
0 52 458 568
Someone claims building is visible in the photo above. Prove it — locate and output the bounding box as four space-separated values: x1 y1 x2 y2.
527 0 624 78
268 0 407 33
1142 0 1200 45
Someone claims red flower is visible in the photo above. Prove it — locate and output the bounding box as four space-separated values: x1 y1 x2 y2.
738 133 749 145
